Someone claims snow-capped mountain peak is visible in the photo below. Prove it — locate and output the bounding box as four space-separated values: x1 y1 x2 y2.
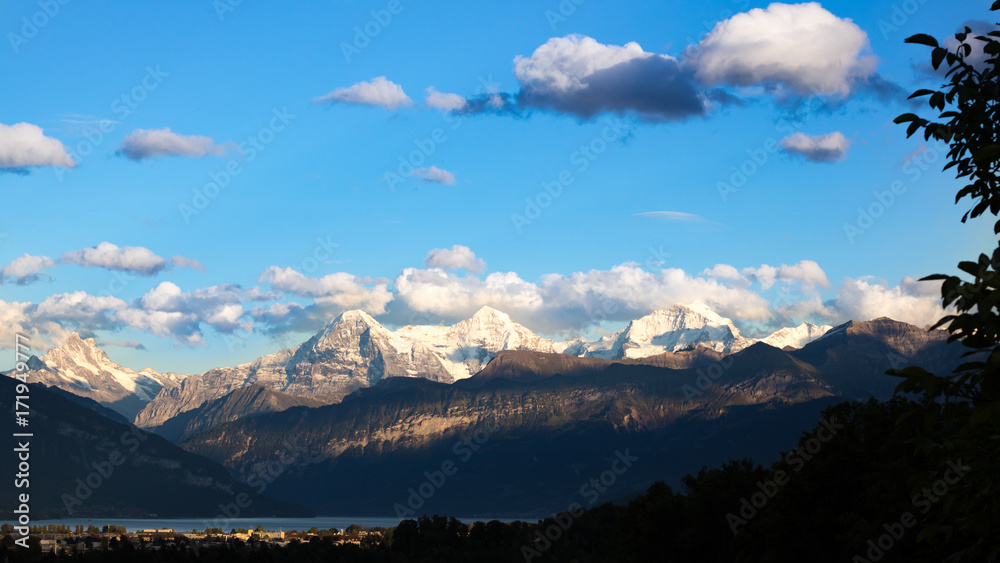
762 322 833 350
573 302 754 359
27 333 186 419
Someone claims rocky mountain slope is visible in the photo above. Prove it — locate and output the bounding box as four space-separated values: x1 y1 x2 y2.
151 384 330 443
179 318 963 516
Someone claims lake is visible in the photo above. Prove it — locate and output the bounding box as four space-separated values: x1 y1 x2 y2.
12 516 524 533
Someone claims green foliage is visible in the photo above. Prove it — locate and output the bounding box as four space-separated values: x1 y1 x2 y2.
893 6 1000 562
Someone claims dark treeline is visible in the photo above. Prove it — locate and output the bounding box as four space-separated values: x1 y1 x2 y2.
1 397 976 563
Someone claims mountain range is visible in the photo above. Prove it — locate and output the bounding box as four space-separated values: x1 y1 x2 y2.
23 303 832 428
179 317 961 517
3 301 964 518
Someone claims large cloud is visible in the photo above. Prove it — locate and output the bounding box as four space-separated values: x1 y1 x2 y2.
0 122 76 170
117 128 229 160
779 132 850 162
514 35 708 121
315 76 413 110
686 2 877 97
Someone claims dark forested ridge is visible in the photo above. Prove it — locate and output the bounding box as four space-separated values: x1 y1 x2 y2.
0 376 311 519
1 398 969 562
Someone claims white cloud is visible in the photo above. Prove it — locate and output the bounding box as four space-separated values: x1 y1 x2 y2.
0 122 76 169
425 87 468 112
687 2 877 97
701 263 744 281
740 260 831 290
170 255 206 272
778 260 832 289
831 276 947 327
779 132 850 162
393 268 544 322
115 308 203 345
34 292 128 323
315 76 413 110
514 34 708 121
424 245 486 274
1 254 56 284
259 266 393 313
410 166 456 185
60 242 200 276
117 128 229 160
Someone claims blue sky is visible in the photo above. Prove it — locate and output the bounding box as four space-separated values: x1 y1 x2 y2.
0 0 993 373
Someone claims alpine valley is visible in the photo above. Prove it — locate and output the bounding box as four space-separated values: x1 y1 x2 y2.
4 303 962 518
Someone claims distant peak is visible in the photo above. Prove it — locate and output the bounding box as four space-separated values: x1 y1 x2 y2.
471 306 511 321
61 332 102 350
336 310 377 324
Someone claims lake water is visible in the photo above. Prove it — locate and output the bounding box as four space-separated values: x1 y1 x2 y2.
12 516 523 533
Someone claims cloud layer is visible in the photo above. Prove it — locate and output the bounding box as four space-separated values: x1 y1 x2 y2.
0 252 948 350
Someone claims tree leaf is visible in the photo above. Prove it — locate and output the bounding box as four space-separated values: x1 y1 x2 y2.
906 34 940 48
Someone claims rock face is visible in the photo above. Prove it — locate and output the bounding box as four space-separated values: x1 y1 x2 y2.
563 302 755 359
150 384 330 443
20 333 186 420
